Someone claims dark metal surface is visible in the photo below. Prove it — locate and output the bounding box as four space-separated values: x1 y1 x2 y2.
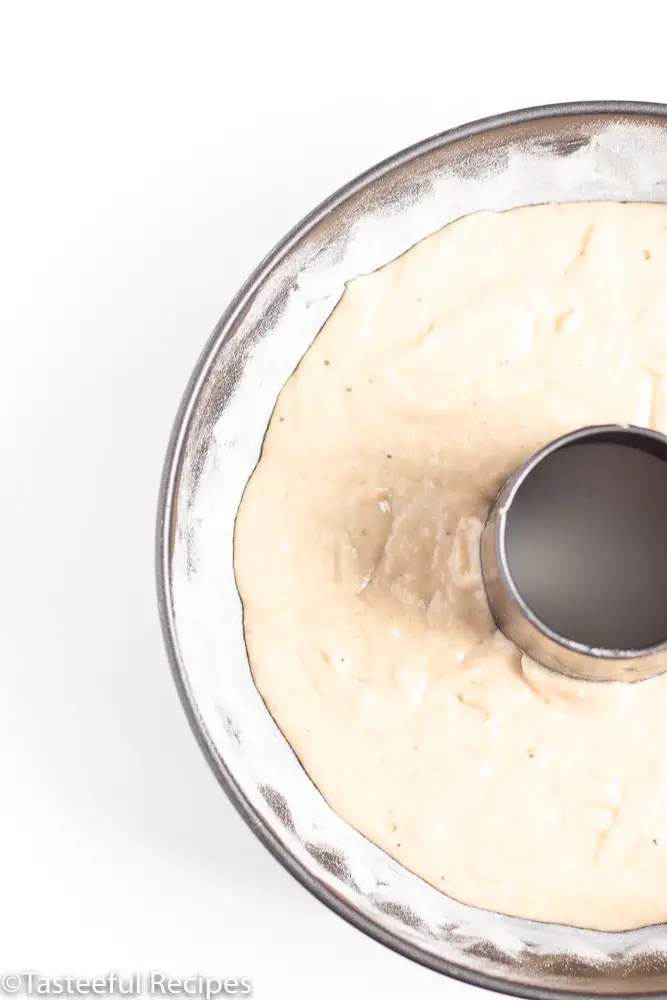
156 102 667 998
481 424 667 682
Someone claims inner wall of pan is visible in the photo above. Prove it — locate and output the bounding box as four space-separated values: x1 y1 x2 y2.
169 110 667 994
504 434 667 652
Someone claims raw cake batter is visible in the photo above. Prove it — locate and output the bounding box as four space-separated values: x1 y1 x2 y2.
234 202 667 930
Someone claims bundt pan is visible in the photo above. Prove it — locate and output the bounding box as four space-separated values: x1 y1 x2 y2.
157 102 667 998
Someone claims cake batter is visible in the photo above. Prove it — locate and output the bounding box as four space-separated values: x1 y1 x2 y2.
234 202 667 930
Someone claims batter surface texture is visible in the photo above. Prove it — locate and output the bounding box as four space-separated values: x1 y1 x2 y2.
234 203 667 930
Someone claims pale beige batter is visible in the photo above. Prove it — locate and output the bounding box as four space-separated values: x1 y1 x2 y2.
234 202 667 931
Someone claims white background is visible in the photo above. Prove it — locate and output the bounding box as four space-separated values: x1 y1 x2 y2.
1 3 666 998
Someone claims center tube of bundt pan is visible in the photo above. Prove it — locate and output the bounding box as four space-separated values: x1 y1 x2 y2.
480 425 667 682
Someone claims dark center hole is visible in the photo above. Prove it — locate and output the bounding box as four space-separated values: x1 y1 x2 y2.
505 438 667 651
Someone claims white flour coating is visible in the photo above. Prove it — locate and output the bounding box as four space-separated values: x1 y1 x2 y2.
234 202 667 931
